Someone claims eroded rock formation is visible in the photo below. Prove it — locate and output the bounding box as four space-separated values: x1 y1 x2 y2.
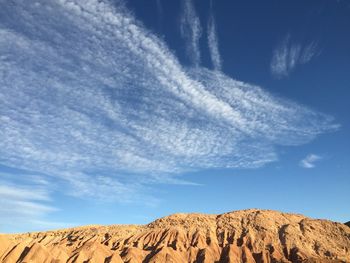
1 209 349 262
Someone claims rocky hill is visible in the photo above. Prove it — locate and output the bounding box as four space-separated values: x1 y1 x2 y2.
1 209 349 263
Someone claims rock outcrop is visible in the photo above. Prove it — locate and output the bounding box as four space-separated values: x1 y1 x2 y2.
1 209 349 262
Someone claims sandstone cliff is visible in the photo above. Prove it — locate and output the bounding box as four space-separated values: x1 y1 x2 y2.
1 209 349 262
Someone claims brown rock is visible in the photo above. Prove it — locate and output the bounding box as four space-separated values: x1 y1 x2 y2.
0 235 14 261
1 209 349 263
20 242 53 263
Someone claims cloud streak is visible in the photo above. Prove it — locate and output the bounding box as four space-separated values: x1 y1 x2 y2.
300 154 322 168
0 0 338 207
180 0 202 66
207 2 222 71
271 35 320 78
0 173 61 232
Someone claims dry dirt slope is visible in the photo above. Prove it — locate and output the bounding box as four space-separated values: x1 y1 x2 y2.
0 209 350 263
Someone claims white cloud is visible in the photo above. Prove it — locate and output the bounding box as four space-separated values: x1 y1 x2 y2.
207 4 222 71
0 184 50 201
0 0 338 207
300 42 320 64
300 154 322 168
180 0 202 66
271 35 320 78
0 177 59 232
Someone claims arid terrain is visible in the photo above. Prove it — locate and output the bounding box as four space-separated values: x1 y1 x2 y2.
1 209 349 263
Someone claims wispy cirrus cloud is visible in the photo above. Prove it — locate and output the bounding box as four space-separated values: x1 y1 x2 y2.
207 1 222 71
300 154 323 168
180 0 202 66
0 0 338 210
156 0 162 15
271 35 320 78
0 173 63 232
155 0 163 30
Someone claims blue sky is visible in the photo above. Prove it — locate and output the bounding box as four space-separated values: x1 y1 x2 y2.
0 0 349 233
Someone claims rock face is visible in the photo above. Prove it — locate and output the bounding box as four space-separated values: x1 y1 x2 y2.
1 209 350 263
345 221 350 227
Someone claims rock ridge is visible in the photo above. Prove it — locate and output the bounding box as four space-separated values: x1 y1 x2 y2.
1 209 349 262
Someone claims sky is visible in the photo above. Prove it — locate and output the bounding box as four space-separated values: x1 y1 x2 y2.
0 0 349 233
